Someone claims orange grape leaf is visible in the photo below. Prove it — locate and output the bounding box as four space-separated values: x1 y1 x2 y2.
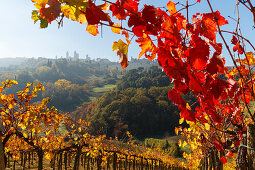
167 1 177 15
31 0 48 9
136 35 156 61
98 2 109 11
111 23 121 34
78 14 87 24
86 24 99 36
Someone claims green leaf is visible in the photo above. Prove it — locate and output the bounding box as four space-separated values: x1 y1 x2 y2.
40 19 48 28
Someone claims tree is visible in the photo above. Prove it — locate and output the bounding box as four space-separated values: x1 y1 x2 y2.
29 0 255 168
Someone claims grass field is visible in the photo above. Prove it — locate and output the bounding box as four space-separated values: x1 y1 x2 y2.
92 84 116 93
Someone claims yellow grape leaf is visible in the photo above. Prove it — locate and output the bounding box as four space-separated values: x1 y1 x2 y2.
46 129 51 136
179 118 184 124
86 24 99 36
1 94 7 101
23 133 28 138
8 103 14 109
182 141 187 147
186 103 191 110
45 152 54 161
31 10 40 23
178 140 182 147
112 39 129 69
18 123 26 130
61 5 78 21
205 123 210 130
111 23 121 34
167 1 177 15
112 40 128 55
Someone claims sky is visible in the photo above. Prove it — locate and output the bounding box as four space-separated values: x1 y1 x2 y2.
1 0 255 65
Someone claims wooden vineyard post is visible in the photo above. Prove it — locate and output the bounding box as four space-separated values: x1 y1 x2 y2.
128 159 131 170
64 152 68 170
97 154 102 170
28 151 31 169
150 159 153 170
74 147 82 170
87 155 90 170
113 152 117 170
51 154 56 170
31 152 34 165
0 133 5 170
13 160 16 170
81 154 83 167
58 152 63 170
37 149 44 170
23 152 27 170
247 124 255 169
106 156 110 170
68 153 71 168
141 157 143 170
236 132 248 170
83 154 87 170
124 155 127 170
20 152 23 167
6 154 9 168
133 156 136 170
208 151 213 170
119 159 122 170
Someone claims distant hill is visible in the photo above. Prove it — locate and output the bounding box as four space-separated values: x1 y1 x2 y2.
0 56 159 112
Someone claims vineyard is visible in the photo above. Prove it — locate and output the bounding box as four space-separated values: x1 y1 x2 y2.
5 145 185 170
0 80 186 169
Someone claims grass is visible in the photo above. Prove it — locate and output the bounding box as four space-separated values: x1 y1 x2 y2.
92 84 116 93
89 96 97 101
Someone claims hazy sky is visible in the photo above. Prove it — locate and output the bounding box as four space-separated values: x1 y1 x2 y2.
1 0 255 65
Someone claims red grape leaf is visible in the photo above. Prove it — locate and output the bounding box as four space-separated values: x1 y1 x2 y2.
39 0 61 23
213 141 223 151
180 108 196 122
220 156 227 164
85 0 111 25
168 89 186 109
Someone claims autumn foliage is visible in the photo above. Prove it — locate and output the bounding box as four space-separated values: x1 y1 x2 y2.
17 0 255 169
